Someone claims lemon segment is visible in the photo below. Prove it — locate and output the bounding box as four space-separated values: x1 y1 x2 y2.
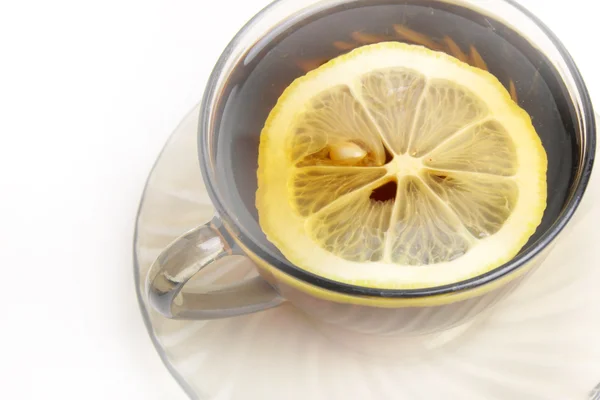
256 42 547 289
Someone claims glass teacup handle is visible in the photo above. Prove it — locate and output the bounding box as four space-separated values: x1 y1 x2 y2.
146 216 284 319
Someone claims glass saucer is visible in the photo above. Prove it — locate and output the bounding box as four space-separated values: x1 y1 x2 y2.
134 105 600 399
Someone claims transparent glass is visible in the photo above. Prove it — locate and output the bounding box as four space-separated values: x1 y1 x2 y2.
146 0 595 335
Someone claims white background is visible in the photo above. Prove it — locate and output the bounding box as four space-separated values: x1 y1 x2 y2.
0 0 597 399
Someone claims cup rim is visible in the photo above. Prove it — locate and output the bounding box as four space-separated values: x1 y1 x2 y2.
199 0 596 298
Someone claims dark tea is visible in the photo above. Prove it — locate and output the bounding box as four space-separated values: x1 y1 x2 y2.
210 0 576 263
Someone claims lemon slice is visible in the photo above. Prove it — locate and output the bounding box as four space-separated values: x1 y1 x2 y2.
256 42 547 289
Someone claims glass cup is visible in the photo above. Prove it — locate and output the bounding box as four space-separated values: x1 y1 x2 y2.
146 0 595 335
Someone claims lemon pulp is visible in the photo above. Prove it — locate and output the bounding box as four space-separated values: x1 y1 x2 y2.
256 43 547 289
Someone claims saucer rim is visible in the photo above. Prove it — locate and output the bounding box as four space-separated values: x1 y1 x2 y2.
133 104 201 399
